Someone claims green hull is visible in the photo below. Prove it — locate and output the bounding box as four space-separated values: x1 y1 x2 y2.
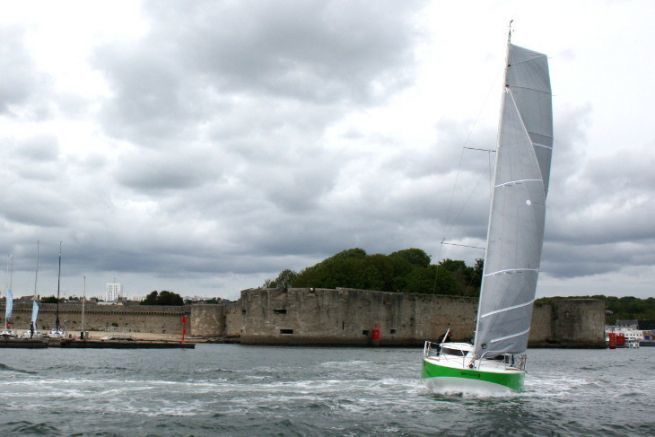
422 359 524 392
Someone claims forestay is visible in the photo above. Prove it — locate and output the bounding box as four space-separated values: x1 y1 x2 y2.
473 44 553 357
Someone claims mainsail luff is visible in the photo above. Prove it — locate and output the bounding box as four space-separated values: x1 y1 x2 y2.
473 43 553 358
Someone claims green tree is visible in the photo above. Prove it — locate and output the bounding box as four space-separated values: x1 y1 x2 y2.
141 290 184 306
389 248 431 268
41 295 62 303
275 269 298 288
142 291 159 305
405 265 459 295
283 247 478 297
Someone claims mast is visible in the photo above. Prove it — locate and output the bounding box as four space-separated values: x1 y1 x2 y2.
55 241 62 332
34 241 40 299
472 30 513 357
32 241 40 332
81 275 86 338
4 255 13 330
472 27 553 359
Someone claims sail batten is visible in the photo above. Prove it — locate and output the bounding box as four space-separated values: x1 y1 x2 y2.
473 43 553 357
495 178 542 188
480 299 535 318
490 328 531 344
485 268 539 277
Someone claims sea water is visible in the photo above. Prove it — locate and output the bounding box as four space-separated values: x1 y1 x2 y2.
1 345 653 436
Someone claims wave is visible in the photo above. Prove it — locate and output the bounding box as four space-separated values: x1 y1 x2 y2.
0 363 37 374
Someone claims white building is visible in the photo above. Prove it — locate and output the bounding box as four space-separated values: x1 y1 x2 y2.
105 282 123 302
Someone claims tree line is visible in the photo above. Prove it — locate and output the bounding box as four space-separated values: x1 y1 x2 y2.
537 295 655 324
35 290 185 306
263 248 483 297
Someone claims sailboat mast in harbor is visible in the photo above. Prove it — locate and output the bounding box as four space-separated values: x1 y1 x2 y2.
55 241 62 333
81 275 86 339
4 255 14 332
31 241 40 335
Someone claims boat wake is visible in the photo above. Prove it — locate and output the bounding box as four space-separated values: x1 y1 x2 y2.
424 379 516 399
0 363 37 374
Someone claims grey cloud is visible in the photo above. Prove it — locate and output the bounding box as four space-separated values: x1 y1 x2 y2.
147 0 420 104
115 148 220 191
14 135 60 162
0 26 51 117
0 185 70 227
95 0 424 145
543 240 655 279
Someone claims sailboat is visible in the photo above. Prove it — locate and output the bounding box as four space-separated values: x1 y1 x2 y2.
29 241 41 338
49 242 65 338
422 28 553 394
2 255 17 337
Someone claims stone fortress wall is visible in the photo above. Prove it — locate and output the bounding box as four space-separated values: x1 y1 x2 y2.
4 303 188 335
236 288 606 347
1 290 606 347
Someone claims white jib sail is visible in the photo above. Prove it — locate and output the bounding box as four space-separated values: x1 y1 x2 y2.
32 300 40 326
5 288 13 323
473 43 553 358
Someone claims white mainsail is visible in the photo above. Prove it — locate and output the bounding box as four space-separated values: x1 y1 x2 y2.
473 43 553 358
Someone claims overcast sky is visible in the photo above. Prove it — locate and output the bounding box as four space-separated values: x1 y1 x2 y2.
1 1 654 300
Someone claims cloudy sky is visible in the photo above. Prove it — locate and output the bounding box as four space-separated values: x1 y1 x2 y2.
1 1 654 300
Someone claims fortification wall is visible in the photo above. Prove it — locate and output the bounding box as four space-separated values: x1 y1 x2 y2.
224 302 243 339
550 299 606 347
239 288 476 346
235 288 606 347
3 303 188 335
1 292 606 347
529 303 552 344
190 304 225 337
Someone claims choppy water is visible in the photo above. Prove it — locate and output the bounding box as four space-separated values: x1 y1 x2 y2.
1 345 654 436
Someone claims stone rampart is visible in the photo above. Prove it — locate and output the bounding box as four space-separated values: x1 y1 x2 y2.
235 288 606 347
1 292 607 347
190 304 225 337
2 303 189 335
239 287 476 346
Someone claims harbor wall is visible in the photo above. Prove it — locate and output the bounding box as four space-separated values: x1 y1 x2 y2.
190 304 225 337
1 291 606 347
3 303 188 335
233 288 606 347
239 288 476 346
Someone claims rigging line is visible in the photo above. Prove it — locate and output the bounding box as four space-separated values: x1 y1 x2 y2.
507 55 545 67
508 84 551 95
441 242 485 250
434 64 501 293
463 146 496 152
440 67 502 246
